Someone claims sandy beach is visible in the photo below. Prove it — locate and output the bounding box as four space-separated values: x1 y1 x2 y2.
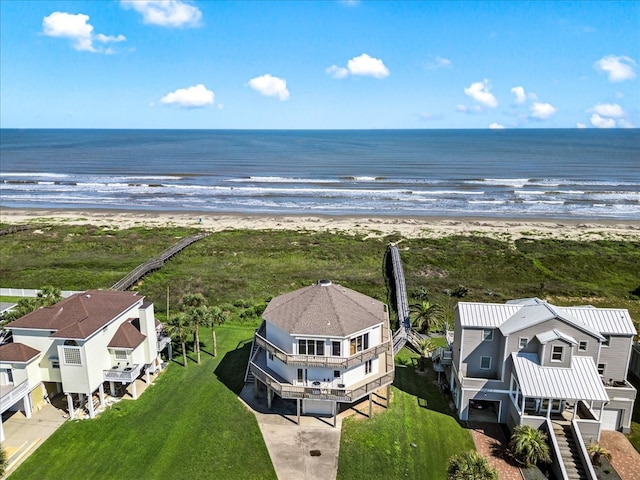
2 207 639 242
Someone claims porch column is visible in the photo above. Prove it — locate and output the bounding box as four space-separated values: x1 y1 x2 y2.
78 393 84 408
572 400 577 421
368 393 373 417
109 381 115 396
23 393 32 419
332 402 337 428
98 384 105 407
520 395 525 425
0 419 4 442
131 380 138 399
267 387 272 409
546 398 552 419
168 343 173 361
297 398 301 425
66 393 75 419
145 368 151 384
87 392 95 419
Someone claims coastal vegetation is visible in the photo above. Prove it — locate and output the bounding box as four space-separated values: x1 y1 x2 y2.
1 222 640 477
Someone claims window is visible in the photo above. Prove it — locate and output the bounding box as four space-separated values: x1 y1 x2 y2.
333 370 340 378
332 341 341 356
602 335 610 347
115 350 128 361
350 333 370 355
598 363 606 375
578 341 588 352
268 352 274 361
297 369 304 382
62 346 82 365
551 345 564 362
519 337 528 349
365 359 372 374
298 339 325 356
483 329 494 341
480 356 491 370
51 360 60 369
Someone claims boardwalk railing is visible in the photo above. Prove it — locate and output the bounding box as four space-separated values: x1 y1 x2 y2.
388 243 415 354
111 232 209 291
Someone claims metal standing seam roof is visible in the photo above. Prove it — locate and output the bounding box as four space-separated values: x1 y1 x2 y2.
562 306 637 336
456 302 521 328
512 352 609 402
536 329 578 345
263 281 387 337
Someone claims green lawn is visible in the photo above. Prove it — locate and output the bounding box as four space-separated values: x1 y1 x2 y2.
9 324 277 480
337 348 475 479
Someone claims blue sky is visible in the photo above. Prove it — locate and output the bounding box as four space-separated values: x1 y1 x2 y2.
1 0 638 129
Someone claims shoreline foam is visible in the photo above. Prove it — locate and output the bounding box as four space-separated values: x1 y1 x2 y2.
2 207 639 242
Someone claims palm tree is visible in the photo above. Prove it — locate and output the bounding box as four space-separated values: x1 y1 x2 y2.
208 306 228 357
168 312 192 367
508 425 552 467
417 338 435 371
182 294 207 364
447 450 498 480
37 285 62 305
587 442 612 466
410 300 444 334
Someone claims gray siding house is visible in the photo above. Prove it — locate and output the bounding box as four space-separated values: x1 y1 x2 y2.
444 298 636 436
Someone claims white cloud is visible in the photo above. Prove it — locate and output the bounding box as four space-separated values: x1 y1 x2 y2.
121 0 202 28
576 122 587 128
594 55 637 82
247 74 290 101
463 79 498 108
489 122 505 129
590 114 616 128
325 65 350 79
42 12 125 53
530 102 557 120
425 56 452 70
456 104 481 114
592 103 625 118
160 84 215 107
510 86 526 104
327 53 389 79
617 118 634 128
347 54 389 78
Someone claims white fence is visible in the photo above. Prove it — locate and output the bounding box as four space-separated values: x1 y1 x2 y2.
0 288 83 298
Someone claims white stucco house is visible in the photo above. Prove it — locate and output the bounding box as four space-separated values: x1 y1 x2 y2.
0 290 170 441
247 280 395 422
433 298 637 439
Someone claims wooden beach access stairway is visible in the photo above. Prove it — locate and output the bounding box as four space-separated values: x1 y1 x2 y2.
111 232 210 291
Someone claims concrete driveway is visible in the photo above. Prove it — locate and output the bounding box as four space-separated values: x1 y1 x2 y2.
239 385 343 480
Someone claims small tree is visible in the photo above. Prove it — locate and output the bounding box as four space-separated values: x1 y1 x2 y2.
509 425 552 468
0 442 8 476
417 338 435 371
447 450 498 480
587 442 612 467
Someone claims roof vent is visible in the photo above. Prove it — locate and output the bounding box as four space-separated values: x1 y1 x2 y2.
318 279 332 287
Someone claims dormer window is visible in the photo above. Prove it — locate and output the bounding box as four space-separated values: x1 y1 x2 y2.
519 337 528 349
483 329 494 342
578 341 588 352
551 345 564 362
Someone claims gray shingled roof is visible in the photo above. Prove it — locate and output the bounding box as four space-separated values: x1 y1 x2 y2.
263 281 387 337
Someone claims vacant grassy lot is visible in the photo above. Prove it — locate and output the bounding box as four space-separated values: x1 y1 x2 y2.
337 348 474 479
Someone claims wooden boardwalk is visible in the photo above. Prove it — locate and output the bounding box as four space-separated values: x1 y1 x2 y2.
111 232 210 291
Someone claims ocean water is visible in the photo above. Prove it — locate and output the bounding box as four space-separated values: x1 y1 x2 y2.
1 129 638 220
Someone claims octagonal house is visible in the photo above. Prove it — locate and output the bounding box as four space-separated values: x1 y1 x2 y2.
247 280 395 422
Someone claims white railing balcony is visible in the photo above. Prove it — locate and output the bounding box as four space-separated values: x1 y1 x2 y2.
103 364 141 383
0 380 29 413
157 334 171 351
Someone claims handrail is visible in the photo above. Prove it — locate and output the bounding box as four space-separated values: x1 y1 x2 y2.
111 232 209 291
546 419 570 480
571 420 598 480
253 332 392 369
